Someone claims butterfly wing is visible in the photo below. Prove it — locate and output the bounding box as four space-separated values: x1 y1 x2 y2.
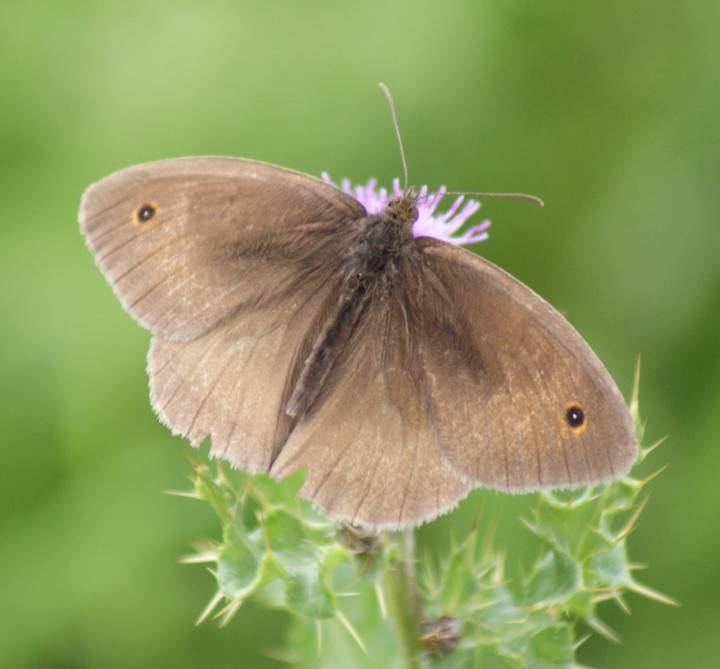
80 157 365 470
262 235 637 529
79 157 365 338
148 276 341 471
270 280 472 529
409 239 638 491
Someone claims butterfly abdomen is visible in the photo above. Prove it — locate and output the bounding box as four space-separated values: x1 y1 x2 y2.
285 210 414 418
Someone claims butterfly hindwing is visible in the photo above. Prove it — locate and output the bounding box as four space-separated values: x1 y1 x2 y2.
270 280 471 529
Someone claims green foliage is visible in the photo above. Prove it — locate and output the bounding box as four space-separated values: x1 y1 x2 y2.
180 397 671 669
181 464 345 624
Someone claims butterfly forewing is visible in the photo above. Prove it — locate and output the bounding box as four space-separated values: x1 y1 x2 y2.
79 157 365 339
412 241 638 490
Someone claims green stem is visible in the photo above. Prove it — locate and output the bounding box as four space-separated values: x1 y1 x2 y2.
385 530 427 669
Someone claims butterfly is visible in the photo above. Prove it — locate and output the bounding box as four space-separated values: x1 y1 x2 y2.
79 156 637 529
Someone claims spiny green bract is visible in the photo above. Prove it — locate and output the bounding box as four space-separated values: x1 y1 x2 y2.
177 392 671 669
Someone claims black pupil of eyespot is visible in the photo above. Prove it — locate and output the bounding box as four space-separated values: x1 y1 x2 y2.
566 405 585 428
138 204 155 222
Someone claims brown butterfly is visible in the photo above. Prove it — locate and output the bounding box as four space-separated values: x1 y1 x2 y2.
79 156 637 529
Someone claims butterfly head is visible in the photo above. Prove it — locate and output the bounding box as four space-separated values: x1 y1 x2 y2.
384 189 420 231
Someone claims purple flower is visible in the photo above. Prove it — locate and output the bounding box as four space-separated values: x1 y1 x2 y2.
322 174 490 246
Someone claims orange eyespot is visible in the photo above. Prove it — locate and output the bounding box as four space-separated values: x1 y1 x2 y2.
564 402 587 434
132 202 159 226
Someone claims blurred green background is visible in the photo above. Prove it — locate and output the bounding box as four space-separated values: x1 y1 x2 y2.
2 1 718 667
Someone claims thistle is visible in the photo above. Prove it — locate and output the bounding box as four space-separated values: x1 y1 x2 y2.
172 179 670 668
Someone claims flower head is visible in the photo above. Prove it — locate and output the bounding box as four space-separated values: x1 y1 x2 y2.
322 174 490 246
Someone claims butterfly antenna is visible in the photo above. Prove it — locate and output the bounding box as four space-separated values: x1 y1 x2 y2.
379 83 409 192
379 84 542 207
454 191 545 207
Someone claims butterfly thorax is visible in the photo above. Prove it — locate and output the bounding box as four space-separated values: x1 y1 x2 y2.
344 194 417 287
284 193 418 419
